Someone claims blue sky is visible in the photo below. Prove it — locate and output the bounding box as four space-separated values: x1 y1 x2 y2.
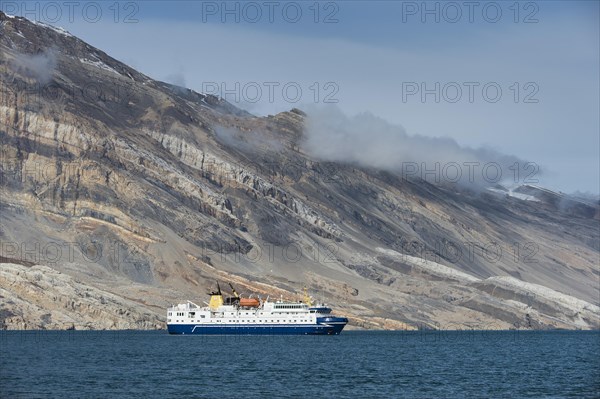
3 1 599 194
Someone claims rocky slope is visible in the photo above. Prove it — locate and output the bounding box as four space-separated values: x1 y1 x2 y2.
0 262 163 329
0 12 598 330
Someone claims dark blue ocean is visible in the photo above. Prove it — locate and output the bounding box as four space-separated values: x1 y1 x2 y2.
1 330 598 398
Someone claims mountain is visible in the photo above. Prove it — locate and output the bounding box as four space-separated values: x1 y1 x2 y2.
1 12 598 330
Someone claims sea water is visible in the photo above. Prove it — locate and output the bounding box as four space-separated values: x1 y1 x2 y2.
1 330 598 398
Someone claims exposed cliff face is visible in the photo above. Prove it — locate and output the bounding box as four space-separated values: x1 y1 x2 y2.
0 263 163 330
0 12 598 330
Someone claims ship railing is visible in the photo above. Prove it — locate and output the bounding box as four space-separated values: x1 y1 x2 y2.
167 301 202 311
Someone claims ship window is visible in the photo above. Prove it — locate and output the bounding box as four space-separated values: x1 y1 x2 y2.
201 315 205 318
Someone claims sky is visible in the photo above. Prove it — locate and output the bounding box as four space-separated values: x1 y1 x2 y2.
2 1 599 194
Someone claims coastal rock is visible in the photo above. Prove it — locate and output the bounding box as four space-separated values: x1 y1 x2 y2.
0 263 162 330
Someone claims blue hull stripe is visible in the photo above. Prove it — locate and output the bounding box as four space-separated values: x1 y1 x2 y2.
168 322 346 335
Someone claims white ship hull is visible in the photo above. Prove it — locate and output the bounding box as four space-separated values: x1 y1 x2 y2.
167 296 348 335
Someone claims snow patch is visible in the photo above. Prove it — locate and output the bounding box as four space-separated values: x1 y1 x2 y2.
483 276 600 313
375 247 481 283
79 58 121 76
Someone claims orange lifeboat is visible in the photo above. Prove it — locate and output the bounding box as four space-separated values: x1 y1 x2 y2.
239 298 260 307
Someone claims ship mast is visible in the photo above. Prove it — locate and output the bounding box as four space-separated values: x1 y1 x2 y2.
228 282 240 298
303 286 313 307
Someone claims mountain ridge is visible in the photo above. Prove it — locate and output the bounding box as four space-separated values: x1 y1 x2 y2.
1 11 598 330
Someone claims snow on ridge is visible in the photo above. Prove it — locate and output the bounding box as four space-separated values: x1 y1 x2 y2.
507 190 539 202
31 19 73 37
520 184 559 195
483 276 600 313
375 247 481 283
79 58 121 76
487 187 539 202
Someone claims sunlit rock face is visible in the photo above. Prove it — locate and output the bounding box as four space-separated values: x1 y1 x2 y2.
1 12 598 330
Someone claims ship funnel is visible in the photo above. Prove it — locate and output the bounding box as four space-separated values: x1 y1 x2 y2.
208 281 224 310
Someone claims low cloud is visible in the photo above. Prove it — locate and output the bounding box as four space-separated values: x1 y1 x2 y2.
12 49 57 84
165 71 187 89
302 105 541 188
214 126 283 154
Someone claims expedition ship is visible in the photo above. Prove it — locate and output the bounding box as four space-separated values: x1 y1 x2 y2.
167 283 348 335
